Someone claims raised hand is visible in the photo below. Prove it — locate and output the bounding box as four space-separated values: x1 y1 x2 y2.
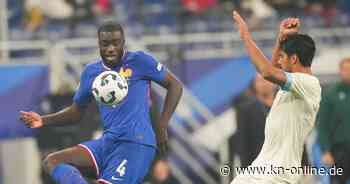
19 111 44 128
278 18 300 42
232 11 251 40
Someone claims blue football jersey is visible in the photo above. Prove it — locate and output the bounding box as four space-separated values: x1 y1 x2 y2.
73 51 166 147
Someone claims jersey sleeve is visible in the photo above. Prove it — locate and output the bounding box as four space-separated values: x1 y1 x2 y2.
139 52 167 82
73 68 93 107
282 72 321 108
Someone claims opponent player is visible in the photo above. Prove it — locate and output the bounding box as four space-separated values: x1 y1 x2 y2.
19 22 183 184
231 11 321 184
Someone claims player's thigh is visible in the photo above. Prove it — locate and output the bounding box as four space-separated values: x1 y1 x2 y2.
44 146 95 175
98 142 156 184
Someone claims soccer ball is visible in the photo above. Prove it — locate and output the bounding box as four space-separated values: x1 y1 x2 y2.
92 71 128 106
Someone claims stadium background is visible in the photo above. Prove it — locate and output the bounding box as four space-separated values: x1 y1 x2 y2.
0 0 349 183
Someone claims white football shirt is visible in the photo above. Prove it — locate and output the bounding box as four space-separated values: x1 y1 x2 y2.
232 72 321 184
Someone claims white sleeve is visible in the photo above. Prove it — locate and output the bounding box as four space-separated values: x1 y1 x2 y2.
282 72 321 108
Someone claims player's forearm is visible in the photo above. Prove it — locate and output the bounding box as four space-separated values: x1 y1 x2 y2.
243 36 273 77
159 80 183 127
242 36 286 86
41 104 83 127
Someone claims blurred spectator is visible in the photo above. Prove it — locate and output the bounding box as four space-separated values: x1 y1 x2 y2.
24 4 44 32
230 75 276 168
24 0 44 32
181 0 218 14
317 58 350 184
24 0 73 32
92 0 113 16
241 0 276 29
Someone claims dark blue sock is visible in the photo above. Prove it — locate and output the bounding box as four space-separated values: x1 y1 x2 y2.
51 163 89 184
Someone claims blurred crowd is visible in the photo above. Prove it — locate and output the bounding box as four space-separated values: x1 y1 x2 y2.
223 0 350 28
6 0 350 40
23 0 114 37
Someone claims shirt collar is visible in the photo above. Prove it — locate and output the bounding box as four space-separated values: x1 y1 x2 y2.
101 49 128 70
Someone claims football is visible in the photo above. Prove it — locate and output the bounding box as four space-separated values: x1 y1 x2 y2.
92 71 128 106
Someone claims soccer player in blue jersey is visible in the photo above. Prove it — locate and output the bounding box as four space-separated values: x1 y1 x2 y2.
19 22 183 184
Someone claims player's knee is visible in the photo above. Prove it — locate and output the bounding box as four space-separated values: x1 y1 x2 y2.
43 153 64 174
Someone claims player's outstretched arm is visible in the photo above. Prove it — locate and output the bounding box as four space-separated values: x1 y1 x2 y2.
155 70 183 156
232 11 286 86
19 103 85 128
271 18 300 67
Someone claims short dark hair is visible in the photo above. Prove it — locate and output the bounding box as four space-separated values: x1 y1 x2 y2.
98 22 124 37
280 34 316 67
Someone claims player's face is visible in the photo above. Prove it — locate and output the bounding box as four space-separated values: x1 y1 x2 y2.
99 31 125 67
278 51 293 72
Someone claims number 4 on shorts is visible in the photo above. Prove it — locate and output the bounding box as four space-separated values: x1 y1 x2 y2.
116 159 128 177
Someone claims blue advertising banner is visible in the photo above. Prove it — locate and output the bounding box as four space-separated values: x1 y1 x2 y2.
0 65 49 139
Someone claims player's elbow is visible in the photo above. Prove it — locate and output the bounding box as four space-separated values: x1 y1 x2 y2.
162 73 183 99
70 103 85 122
171 78 183 97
